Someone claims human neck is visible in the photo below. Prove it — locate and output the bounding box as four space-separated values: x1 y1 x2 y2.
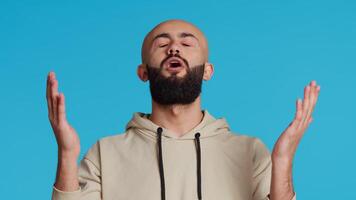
149 96 204 138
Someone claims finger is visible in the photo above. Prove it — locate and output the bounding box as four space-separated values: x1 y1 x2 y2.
298 84 310 129
51 73 59 122
288 98 303 135
311 84 320 109
46 72 52 100
305 81 321 124
298 85 310 128
304 81 317 123
294 98 303 126
57 93 67 125
46 72 55 119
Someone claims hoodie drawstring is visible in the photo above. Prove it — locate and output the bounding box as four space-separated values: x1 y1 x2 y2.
157 127 166 200
156 127 202 200
194 132 202 200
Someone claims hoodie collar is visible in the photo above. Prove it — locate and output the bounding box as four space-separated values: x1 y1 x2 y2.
125 109 230 140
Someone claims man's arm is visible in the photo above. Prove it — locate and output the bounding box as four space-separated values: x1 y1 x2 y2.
269 158 295 200
46 72 81 191
55 152 80 191
269 80 320 200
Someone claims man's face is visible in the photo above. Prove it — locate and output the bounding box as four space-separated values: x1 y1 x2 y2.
140 20 211 105
142 20 208 77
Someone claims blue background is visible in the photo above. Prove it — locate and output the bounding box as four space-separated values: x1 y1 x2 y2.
1 0 355 199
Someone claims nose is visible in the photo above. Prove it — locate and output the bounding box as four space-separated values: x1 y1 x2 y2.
168 49 179 55
167 45 180 55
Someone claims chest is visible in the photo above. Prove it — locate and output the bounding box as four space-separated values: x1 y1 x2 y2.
101 141 254 200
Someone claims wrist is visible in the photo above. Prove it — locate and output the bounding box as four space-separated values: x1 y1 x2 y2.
272 153 293 166
272 156 293 178
58 151 79 164
58 149 79 160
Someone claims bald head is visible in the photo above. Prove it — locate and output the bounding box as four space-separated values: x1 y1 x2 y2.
141 19 209 64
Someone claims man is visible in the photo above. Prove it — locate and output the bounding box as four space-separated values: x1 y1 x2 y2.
48 19 320 200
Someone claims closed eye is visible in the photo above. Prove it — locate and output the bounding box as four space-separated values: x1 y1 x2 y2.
182 43 191 47
159 44 168 48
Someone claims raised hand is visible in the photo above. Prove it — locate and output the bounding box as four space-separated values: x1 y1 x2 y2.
46 72 80 157
272 80 320 162
269 80 320 200
47 72 81 191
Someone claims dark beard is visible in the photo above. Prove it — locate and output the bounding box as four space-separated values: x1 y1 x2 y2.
146 63 205 106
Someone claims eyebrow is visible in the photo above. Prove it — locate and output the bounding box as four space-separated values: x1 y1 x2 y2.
152 32 199 42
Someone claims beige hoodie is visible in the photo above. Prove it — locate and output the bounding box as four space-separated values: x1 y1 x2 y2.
52 110 296 200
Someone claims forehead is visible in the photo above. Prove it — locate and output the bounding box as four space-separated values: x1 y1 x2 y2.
144 21 207 47
141 20 209 62
152 22 202 38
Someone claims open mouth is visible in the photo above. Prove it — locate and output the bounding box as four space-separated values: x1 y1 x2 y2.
169 61 182 68
164 58 185 72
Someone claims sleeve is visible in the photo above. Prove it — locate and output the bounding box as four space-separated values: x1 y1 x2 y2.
251 138 273 200
52 142 102 200
267 192 297 200
291 193 297 200
251 138 297 200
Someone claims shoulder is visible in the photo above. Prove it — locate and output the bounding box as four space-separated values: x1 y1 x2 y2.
82 132 127 162
222 131 268 146
219 131 271 156
227 132 271 170
98 132 127 146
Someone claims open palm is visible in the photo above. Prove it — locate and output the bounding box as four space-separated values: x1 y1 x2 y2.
46 72 80 156
272 80 320 162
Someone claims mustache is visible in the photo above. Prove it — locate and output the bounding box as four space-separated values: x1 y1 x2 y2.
159 54 189 69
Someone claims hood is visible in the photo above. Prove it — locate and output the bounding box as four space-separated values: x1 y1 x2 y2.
125 109 230 140
125 109 231 200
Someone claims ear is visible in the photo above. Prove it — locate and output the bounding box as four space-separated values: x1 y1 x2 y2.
137 64 149 82
203 62 214 81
